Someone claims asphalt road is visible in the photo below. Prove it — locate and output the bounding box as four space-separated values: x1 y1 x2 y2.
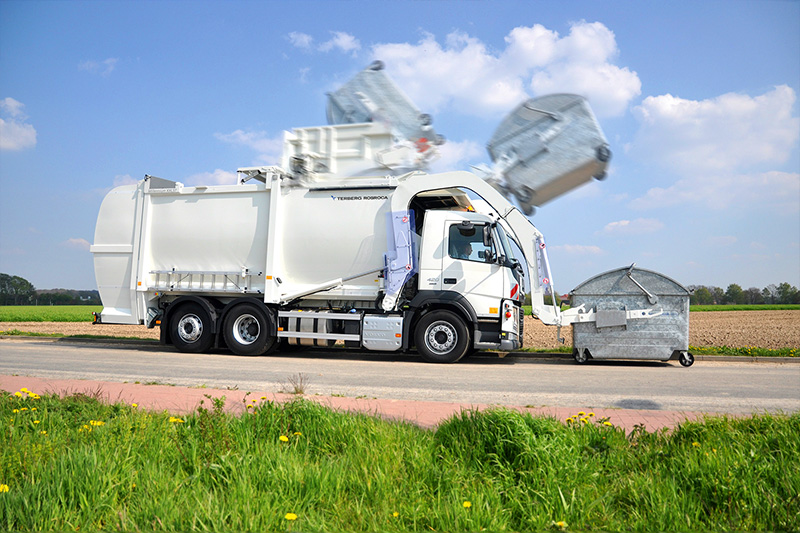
1 337 798 414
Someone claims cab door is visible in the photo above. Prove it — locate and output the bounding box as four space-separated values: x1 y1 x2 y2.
440 219 506 318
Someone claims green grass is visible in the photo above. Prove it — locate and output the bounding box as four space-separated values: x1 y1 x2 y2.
0 305 101 322
690 304 800 312
689 345 797 358
2 389 798 532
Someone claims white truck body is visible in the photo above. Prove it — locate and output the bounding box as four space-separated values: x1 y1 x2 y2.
92 158 534 361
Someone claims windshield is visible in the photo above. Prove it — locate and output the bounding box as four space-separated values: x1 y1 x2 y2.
494 223 517 263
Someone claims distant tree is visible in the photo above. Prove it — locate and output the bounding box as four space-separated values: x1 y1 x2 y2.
711 286 725 305
690 286 714 305
776 282 799 304
725 283 746 305
762 284 778 304
745 287 765 305
0 273 36 305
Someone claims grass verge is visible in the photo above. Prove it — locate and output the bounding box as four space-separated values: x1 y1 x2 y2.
2 389 798 532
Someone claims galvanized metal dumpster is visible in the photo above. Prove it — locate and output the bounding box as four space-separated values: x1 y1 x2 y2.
569 265 693 366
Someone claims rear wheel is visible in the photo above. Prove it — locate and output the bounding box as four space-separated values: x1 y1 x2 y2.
223 303 276 356
171 302 214 353
415 310 469 363
678 351 694 367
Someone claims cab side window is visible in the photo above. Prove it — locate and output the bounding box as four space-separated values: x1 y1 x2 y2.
448 224 493 262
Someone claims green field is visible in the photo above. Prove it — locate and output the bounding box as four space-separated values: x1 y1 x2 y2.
2 390 797 532
0 305 101 322
2 304 798 323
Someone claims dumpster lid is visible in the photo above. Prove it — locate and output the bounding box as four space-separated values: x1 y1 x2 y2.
570 265 689 297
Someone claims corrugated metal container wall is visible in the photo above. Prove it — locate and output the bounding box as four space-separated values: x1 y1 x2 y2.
570 266 691 364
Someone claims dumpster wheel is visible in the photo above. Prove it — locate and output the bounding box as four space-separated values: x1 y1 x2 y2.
573 348 591 364
678 351 694 367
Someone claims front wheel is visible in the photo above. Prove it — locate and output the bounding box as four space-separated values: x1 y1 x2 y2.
573 348 591 364
170 302 214 353
223 303 276 356
415 310 470 363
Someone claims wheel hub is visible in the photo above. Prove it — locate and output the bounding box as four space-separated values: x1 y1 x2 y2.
427 323 455 354
233 314 260 345
177 314 203 343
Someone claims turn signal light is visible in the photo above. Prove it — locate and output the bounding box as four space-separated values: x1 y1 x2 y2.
505 311 512 319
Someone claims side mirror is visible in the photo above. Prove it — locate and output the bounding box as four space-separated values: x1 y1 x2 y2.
482 225 492 247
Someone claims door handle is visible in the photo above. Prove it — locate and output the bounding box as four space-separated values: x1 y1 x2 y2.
443 278 457 285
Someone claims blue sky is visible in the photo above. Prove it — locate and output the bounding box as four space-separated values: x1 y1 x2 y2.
1 0 798 294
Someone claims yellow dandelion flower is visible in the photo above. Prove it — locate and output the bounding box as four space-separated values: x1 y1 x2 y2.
31 407 37 411
462 501 472 508
246 404 254 409
13 392 22 398
555 520 568 529
284 513 298 521
692 441 700 448
33 420 40 424
578 411 586 416
392 511 399 518
293 431 302 436
580 417 588 424
20 388 29 393
588 412 595 417
279 435 289 443
169 417 184 424
89 420 105 426
132 403 138 408
0 484 9 493
12 409 19 414
40 431 47 435
30 394 40 399
603 421 613 427
20 408 28 412
260 396 267 400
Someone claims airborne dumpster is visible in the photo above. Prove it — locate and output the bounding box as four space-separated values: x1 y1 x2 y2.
569 265 693 366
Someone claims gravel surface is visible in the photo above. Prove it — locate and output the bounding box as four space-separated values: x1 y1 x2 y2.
2 310 798 349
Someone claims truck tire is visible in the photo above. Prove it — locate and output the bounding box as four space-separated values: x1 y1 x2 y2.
415 310 469 363
170 302 214 353
223 303 276 356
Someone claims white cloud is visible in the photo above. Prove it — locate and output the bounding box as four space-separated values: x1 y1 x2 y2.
629 86 800 211
215 129 284 165
63 238 91 251
631 85 799 175
319 31 361 55
706 236 738 247
549 244 605 255
600 218 664 235
371 21 640 118
288 32 313 49
429 139 483 173
113 174 139 187
630 171 800 212
184 169 238 186
78 58 118 77
0 97 36 151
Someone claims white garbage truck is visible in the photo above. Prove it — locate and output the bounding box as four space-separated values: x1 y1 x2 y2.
91 63 614 363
